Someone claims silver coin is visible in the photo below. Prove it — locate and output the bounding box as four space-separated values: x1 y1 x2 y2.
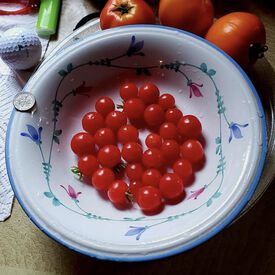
13 92 36 112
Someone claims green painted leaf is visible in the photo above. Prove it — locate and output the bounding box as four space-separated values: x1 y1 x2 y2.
215 137 221 144
67 63 73 73
218 107 226 114
123 217 134 221
86 213 92 219
44 192 53 198
200 63 207 72
207 69 216 76
52 198 61 206
213 191 222 198
206 198 212 207
135 217 146 221
58 70 67 77
216 145 221 155
54 129 62 136
53 135 60 144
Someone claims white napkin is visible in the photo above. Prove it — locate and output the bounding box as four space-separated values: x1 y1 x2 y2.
0 14 49 221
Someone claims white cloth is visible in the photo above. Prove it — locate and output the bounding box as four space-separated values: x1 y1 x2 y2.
0 14 49 221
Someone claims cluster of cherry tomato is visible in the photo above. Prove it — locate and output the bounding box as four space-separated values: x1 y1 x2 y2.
71 82 204 214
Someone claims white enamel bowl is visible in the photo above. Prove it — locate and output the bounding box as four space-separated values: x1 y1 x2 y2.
6 26 267 261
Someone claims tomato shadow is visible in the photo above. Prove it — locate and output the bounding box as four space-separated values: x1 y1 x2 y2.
96 189 109 201
193 155 206 172
183 173 196 188
197 134 207 149
113 202 133 211
165 191 186 206
141 203 165 216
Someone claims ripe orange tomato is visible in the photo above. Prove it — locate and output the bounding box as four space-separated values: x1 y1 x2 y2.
158 0 214 36
100 0 156 30
205 12 267 68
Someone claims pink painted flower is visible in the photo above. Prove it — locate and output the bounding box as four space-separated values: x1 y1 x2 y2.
187 186 206 200
61 185 82 199
188 82 203 98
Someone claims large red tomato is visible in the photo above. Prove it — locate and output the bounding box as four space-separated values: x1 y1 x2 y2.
205 12 267 68
158 0 214 36
100 0 156 30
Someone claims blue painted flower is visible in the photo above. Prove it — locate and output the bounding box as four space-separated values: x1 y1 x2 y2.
21 124 42 144
125 226 147 240
228 122 249 143
126 36 145 57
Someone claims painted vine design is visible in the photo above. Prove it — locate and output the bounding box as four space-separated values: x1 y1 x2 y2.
20 35 249 240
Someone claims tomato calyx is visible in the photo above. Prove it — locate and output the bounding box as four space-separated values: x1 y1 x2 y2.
113 162 126 174
249 43 268 62
125 190 135 203
112 3 134 15
71 166 83 181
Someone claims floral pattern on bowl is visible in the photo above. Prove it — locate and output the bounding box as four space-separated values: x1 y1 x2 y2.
6 26 266 261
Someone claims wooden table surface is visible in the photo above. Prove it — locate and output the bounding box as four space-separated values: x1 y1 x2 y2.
1 1 275 274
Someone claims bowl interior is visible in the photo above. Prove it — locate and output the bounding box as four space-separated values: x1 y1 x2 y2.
6 26 266 261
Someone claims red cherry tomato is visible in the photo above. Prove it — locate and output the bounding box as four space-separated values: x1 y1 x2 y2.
98 145 121 168
159 173 184 200
177 115 202 139
159 122 178 140
92 168 115 190
144 104 165 126
82 112 105 135
77 155 99 177
105 111 127 132
119 82 138 101
165 108 183 124
71 132 95 156
117 125 139 144
161 139 180 162
94 128 116 147
129 180 143 200
158 94 175 110
137 186 163 212
126 163 144 181
121 142 143 163
138 83 160 104
95 96 115 117
100 0 156 30
123 98 145 120
145 133 163 149
142 148 164 169
107 180 129 205
180 139 204 164
142 169 161 188
173 159 193 183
